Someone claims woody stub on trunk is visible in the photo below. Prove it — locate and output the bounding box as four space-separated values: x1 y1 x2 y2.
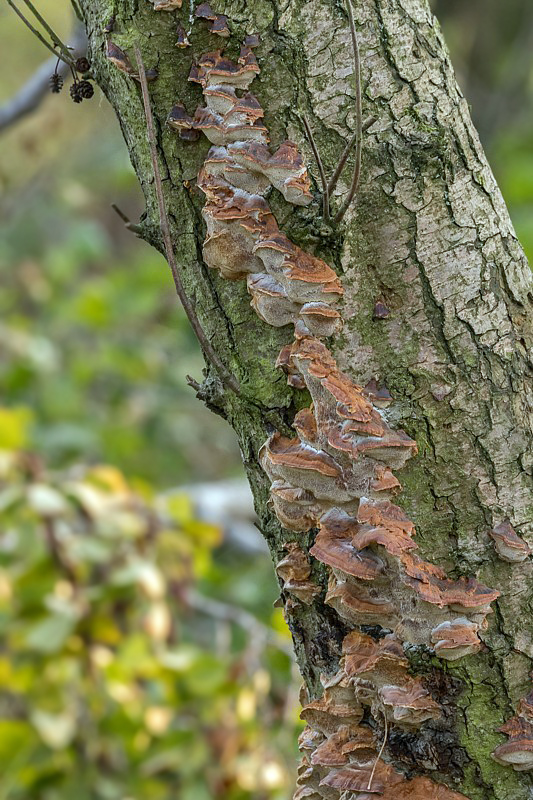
77 0 533 798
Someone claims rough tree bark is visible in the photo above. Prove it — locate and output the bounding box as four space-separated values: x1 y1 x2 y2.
78 1 533 798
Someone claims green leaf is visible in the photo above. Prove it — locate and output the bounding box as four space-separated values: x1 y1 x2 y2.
25 614 77 654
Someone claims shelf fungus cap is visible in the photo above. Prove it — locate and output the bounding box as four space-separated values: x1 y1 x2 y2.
299 303 342 338
517 690 533 722
430 618 482 661
193 106 268 145
320 760 402 794
175 25 191 48
264 141 313 205
310 725 374 767
260 434 353 503
247 273 300 327
226 92 265 122
245 33 261 48
167 104 200 141
401 552 500 612
381 776 471 800
364 379 393 409
194 2 216 19
325 582 397 627
342 630 408 681
106 40 135 75
310 509 385 581
490 520 531 563
276 344 306 390
269 480 320 532
293 408 319 446
276 542 312 582
354 499 417 556
379 680 441 726
352 429 418 470
370 465 402 495
203 85 239 114
300 689 364 733
189 50 260 89
298 727 325 752
260 433 341 478
492 717 533 770
209 15 230 37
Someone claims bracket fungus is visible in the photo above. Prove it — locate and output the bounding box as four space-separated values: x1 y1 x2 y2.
492 689 533 771
490 520 531 563
430 618 482 661
492 716 533 771
276 542 320 604
167 104 199 141
175 25 190 48
105 40 135 76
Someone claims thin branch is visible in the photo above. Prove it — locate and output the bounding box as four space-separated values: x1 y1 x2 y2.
70 0 83 21
186 589 294 658
327 115 376 195
111 203 143 235
6 0 73 65
334 0 364 224
21 0 74 62
186 375 202 392
0 55 66 132
133 43 241 396
301 115 330 222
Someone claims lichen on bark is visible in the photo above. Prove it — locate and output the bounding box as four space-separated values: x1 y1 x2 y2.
79 1 533 797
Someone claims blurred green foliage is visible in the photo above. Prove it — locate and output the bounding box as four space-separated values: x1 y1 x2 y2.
0 127 241 486
0 410 300 800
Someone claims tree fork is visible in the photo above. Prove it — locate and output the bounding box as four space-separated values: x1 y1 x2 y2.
77 1 533 798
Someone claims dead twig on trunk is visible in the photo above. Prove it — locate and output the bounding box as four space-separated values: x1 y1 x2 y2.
301 0 366 225
302 115 330 223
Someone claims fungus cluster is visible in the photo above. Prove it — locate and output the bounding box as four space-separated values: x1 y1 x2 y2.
170 42 498 797
134 0 508 788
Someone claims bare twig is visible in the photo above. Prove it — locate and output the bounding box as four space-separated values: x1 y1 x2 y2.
133 43 241 396
327 115 376 195
186 589 294 658
21 0 74 62
6 0 73 65
186 375 202 392
0 57 65 132
334 0 364 224
367 711 388 791
301 115 330 222
70 0 83 21
111 203 143 235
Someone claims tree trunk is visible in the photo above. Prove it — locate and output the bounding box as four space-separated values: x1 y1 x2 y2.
78 1 533 798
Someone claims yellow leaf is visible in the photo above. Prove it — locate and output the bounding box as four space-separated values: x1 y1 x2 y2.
269 609 292 639
166 493 193 523
0 406 33 450
86 465 130 494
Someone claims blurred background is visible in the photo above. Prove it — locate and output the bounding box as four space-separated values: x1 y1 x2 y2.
0 1 531 798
